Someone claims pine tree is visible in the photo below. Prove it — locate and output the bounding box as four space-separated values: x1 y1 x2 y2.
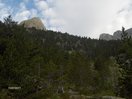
116 27 132 99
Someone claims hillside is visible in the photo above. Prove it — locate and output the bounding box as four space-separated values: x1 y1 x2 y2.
0 16 126 99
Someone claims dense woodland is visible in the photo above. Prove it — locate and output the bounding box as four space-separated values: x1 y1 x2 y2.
0 16 131 99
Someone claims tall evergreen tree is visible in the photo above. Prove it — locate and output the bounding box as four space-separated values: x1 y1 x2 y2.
116 27 132 99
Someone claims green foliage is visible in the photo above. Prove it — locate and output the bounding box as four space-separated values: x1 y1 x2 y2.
0 89 9 99
116 27 132 99
0 16 121 98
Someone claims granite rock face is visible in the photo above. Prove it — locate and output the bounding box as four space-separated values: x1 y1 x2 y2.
126 28 132 37
99 33 113 41
20 17 46 30
113 30 122 40
99 28 132 40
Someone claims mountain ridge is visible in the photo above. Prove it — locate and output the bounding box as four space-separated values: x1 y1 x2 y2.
99 28 132 40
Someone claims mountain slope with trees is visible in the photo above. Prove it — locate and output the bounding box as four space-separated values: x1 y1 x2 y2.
0 16 127 99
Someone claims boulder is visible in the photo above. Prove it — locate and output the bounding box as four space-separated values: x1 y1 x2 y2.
99 33 113 40
20 17 46 30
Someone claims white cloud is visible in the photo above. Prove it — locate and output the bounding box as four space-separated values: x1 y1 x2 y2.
51 0 132 38
45 8 57 18
1 0 132 38
13 2 30 22
34 0 62 31
14 2 38 23
109 3 132 32
34 0 48 11
30 9 38 17
14 10 31 22
0 2 11 21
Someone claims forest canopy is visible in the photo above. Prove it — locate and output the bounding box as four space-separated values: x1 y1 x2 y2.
0 16 131 99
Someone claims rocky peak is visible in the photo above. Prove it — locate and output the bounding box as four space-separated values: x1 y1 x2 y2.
19 17 46 30
99 33 113 41
99 28 132 40
113 30 122 40
126 28 132 37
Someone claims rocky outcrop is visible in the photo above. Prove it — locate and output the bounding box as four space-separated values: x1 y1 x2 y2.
19 17 46 30
126 28 132 37
113 30 122 40
99 33 113 41
99 28 132 40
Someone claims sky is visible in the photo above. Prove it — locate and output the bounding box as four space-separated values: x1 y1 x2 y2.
0 0 132 38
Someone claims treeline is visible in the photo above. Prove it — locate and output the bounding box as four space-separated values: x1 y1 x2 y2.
0 16 130 99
